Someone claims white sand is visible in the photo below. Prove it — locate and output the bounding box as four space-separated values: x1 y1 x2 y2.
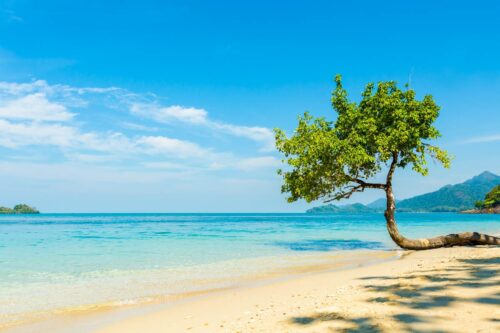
93 247 499 333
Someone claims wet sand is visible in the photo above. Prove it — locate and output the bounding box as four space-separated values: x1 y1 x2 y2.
3 250 397 333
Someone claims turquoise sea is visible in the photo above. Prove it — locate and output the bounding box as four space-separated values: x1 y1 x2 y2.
1 212 499 326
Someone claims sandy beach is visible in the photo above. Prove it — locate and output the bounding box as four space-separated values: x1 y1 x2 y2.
85 246 498 333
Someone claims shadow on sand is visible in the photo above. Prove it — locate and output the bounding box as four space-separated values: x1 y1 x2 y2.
288 254 499 332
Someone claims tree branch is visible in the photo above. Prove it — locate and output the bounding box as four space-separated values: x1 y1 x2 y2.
324 184 365 202
324 176 387 203
352 178 387 189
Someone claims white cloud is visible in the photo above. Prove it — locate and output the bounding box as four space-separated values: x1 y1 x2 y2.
461 134 500 144
212 123 275 152
0 93 74 121
0 80 276 151
0 80 120 97
0 118 137 155
0 119 78 148
131 103 208 124
129 101 275 151
136 136 213 159
0 117 219 165
0 79 278 173
120 122 159 132
0 80 50 95
77 132 135 154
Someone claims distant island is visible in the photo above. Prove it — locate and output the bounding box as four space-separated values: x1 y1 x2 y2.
0 204 40 214
307 171 500 214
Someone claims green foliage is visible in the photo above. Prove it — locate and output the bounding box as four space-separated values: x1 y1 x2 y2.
275 75 451 203
0 207 14 214
483 185 500 208
13 204 39 214
0 204 39 214
475 200 484 209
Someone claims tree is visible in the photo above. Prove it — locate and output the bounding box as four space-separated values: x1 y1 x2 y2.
483 185 499 208
275 75 499 250
474 200 484 209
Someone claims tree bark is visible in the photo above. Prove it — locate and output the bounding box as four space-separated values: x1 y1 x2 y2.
384 184 500 250
383 152 499 250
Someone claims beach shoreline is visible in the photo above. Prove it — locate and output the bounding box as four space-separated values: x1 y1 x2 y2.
6 246 499 333
96 246 499 333
2 249 398 333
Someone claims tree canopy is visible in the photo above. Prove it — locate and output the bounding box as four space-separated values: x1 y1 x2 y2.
274 75 451 203
274 76 500 250
483 185 500 208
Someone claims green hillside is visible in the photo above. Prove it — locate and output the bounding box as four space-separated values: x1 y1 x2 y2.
472 185 500 213
306 171 500 213
397 171 500 212
365 198 400 210
483 185 500 208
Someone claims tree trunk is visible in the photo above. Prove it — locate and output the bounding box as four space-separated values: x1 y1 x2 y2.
384 186 500 250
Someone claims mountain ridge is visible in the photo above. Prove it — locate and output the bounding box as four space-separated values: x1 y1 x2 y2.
306 171 500 214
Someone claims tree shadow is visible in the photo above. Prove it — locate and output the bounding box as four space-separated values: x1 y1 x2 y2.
288 254 499 332
290 312 384 333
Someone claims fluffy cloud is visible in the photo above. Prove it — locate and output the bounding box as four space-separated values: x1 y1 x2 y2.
212 123 275 152
0 116 216 159
0 119 78 148
129 101 275 151
0 80 50 95
0 93 74 121
136 136 214 159
130 103 208 124
0 79 278 171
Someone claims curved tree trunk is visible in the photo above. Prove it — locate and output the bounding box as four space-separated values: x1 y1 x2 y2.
384 186 500 250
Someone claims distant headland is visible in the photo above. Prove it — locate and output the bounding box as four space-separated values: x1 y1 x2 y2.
461 184 500 214
0 204 40 214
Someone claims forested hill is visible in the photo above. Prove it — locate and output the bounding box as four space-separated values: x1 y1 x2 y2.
0 204 40 214
306 203 375 214
397 171 500 212
306 171 500 213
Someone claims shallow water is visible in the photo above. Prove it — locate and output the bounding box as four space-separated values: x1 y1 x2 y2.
1 212 499 326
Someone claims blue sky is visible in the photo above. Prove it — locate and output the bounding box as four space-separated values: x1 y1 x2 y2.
0 0 499 212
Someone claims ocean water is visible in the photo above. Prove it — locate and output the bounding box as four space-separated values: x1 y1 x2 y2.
1 212 499 326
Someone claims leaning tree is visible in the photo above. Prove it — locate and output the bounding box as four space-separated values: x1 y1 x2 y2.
275 75 499 250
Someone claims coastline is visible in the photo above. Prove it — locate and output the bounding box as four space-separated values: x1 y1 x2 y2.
460 207 500 214
6 246 499 333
